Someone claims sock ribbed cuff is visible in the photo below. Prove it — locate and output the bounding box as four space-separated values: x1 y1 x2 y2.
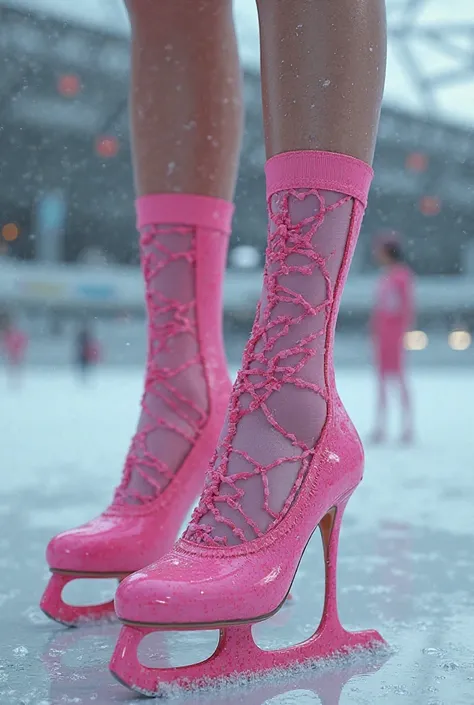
265 150 374 207
136 193 234 233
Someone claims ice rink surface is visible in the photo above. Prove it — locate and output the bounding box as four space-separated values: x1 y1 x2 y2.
2 366 474 704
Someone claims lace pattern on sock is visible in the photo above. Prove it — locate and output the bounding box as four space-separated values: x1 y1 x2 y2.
185 188 355 545
114 225 208 505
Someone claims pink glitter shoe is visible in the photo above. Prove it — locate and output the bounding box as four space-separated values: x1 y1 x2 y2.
110 152 386 693
40 194 233 626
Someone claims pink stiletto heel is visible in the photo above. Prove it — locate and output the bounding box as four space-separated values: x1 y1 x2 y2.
110 151 386 693
40 195 233 626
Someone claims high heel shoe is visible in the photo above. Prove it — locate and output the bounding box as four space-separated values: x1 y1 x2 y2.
111 483 384 694
40 195 233 626
110 152 386 693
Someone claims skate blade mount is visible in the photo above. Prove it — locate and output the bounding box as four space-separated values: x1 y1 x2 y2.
42 624 388 705
110 496 387 695
40 571 127 627
110 620 386 697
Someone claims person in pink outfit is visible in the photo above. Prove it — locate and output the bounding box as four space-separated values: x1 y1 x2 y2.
3 326 27 365
1 315 28 386
75 322 101 380
370 239 415 444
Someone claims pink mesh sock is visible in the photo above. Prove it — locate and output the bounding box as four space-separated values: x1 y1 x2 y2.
186 150 373 545
114 194 233 505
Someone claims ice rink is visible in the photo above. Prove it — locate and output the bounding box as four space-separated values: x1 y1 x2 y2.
2 366 474 704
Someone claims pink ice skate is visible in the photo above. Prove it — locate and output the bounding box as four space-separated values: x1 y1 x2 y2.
110 152 386 694
40 195 233 626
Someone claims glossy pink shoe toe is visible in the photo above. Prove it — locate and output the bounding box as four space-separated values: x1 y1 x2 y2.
115 543 289 627
46 510 180 575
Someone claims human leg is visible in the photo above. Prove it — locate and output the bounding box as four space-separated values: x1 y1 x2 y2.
111 0 388 690
40 0 243 625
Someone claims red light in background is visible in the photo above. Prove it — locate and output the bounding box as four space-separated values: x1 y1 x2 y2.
95 136 119 158
406 152 428 172
2 223 19 241
419 196 441 216
57 74 81 97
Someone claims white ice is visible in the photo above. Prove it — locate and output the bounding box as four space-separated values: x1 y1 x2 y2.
2 365 474 704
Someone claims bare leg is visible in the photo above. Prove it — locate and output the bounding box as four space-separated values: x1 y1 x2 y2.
372 372 388 443
398 372 413 443
126 0 243 199
8 363 22 390
40 0 245 621
118 0 243 501
257 0 386 162
187 0 387 545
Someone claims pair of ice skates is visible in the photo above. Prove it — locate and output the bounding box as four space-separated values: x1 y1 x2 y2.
40 154 386 695
41 413 384 695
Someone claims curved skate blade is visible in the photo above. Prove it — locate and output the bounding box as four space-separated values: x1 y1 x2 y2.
40 572 121 627
109 622 387 697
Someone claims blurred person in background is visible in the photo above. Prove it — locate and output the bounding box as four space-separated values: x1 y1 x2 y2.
1 312 28 386
370 238 415 444
75 321 101 380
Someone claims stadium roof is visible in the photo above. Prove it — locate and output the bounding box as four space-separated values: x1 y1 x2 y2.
2 0 474 128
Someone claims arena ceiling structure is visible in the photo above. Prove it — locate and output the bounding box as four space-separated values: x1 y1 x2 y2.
0 0 473 274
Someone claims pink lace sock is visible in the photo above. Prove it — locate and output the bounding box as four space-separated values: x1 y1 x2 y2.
114 194 233 505
186 150 373 545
